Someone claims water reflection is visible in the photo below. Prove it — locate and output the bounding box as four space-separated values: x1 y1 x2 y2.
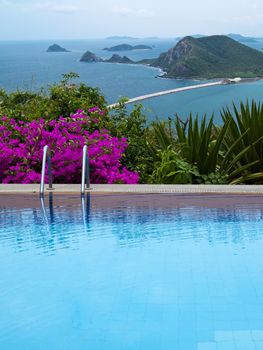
40 193 91 226
1 194 263 253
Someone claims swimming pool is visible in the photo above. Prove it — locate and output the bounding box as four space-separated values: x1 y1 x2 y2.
1 194 263 350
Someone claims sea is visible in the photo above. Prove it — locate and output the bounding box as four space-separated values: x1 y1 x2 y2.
1 38 263 124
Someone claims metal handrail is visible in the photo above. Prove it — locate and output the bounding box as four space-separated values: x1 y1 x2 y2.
81 145 90 195
40 145 53 196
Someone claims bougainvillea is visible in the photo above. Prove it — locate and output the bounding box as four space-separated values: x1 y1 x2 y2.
0 109 139 184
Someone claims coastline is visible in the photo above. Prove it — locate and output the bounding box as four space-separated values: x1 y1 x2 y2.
100 60 263 83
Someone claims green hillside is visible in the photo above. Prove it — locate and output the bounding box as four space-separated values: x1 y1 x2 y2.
151 35 263 78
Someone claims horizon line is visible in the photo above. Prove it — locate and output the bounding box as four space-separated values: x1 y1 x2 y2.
1 33 263 42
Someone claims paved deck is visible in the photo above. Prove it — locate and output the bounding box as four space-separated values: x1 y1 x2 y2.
1 184 263 194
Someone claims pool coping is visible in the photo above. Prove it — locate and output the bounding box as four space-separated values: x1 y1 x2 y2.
1 184 263 194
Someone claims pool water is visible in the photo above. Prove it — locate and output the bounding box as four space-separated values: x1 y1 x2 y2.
1 194 263 350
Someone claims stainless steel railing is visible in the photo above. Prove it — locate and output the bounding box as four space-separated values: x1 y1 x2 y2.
40 145 53 196
40 145 89 195
81 145 90 195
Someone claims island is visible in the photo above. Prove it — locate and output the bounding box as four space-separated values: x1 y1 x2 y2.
148 35 263 79
81 35 263 79
80 51 103 62
103 44 152 51
46 44 70 52
105 54 134 64
80 51 134 64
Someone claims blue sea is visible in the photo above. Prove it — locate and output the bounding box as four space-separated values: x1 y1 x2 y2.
1 38 263 123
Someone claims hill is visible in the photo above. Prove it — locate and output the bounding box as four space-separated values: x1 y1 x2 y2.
47 44 70 53
80 51 134 64
150 35 263 78
80 51 103 62
103 44 152 51
227 34 257 43
104 54 134 64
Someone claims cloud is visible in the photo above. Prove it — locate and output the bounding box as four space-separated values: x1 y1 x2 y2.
112 7 155 18
0 0 79 13
36 2 79 14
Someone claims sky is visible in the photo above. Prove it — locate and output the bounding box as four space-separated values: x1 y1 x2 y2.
0 0 263 40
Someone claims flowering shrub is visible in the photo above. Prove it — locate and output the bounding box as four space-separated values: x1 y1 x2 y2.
0 109 139 184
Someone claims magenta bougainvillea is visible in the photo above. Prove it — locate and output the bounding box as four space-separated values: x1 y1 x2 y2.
0 109 139 184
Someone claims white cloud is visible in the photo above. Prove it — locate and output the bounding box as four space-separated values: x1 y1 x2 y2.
36 2 79 14
0 0 80 13
112 7 155 18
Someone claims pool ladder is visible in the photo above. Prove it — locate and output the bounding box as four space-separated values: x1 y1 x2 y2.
40 145 90 196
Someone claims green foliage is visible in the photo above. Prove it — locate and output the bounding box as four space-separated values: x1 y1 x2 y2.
221 101 263 182
151 146 200 184
197 173 228 184
109 103 152 182
147 109 263 184
0 72 107 121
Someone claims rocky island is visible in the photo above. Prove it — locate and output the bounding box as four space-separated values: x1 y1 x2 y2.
46 44 70 52
80 51 103 62
81 35 263 79
148 35 263 78
80 51 134 64
105 54 134 64
103 44 152 51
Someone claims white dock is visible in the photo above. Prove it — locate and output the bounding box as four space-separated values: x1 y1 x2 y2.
108 80 224 108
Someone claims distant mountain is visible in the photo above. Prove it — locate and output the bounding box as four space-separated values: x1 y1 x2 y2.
149 35 263 79
80 51 103 62
105 36 161 40
176 34 206 40
105 36 137 40
46 44 70 53
103 44 152 51
227 34 257 43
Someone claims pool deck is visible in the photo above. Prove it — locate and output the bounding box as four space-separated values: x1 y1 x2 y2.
1 184 263 194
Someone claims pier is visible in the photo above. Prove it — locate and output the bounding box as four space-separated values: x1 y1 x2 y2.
108 79 232 108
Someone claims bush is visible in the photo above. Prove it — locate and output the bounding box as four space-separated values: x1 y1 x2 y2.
0 73 107 121
147 109 263 184
109 102 152 182
0 109 138 184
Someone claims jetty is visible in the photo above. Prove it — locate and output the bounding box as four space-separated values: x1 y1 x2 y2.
108 79 239 108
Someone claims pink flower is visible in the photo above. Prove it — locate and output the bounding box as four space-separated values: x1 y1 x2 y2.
0 109 139 184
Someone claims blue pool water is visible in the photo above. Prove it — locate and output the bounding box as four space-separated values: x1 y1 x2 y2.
1 194 263 349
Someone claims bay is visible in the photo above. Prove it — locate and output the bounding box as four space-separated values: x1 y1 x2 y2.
0 38 263 124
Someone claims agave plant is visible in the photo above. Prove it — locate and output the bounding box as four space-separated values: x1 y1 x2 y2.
147 111 263 184
221 100 263 183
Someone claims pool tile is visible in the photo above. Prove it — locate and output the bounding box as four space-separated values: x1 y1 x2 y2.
216 343 237 350
215 331 234 342
255 341 263 350
251 330 263 341
197 342 218 350
233 340 256 350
